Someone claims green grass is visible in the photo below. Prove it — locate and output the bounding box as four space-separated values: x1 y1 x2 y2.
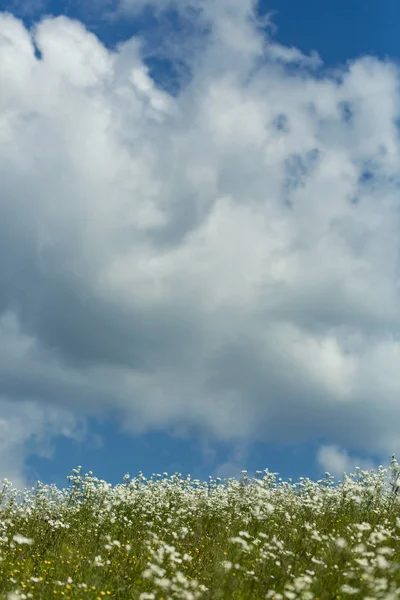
1 457 400 600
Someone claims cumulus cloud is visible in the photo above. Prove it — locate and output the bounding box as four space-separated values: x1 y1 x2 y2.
0 396 87 495
1 0 400 488
212 443 251 482
316 444 389 491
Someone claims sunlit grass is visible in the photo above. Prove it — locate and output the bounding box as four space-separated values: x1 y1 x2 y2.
1 457 400 599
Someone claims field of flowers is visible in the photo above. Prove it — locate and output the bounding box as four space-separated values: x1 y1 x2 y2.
1 457 400 600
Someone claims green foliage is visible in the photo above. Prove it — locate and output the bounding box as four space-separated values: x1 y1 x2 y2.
0 460 400 599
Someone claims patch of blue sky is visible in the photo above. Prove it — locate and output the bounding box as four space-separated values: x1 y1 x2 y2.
337 100 354 124
25 414 376 492
272 113 289 132
283 148 321 203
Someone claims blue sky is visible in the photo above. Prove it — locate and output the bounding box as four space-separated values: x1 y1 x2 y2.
1 0 400 496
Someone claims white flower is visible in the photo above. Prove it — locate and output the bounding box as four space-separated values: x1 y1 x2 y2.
142 569 153 579
340 584 360 595
376 555 390 570
93 555 104 567
12 535 33 545
153 577 171 590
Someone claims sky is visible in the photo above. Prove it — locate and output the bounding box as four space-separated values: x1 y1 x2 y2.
1 0 400 496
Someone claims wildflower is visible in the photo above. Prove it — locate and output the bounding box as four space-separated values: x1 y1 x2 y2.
93 555 105 567
229 537 251 551
142 564 166 579
12 535 33 545
376 555 390 570
153 577 171 590
340 584 360 595
182 553 193 562
238 531 251 539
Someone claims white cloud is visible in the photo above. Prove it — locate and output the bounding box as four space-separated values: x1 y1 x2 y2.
213 443 250 482
1 2 400 489
265 43 322 68
0 398 86 495
316 445 381 486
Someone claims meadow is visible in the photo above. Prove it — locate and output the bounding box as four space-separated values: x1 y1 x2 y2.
1 457 400 599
